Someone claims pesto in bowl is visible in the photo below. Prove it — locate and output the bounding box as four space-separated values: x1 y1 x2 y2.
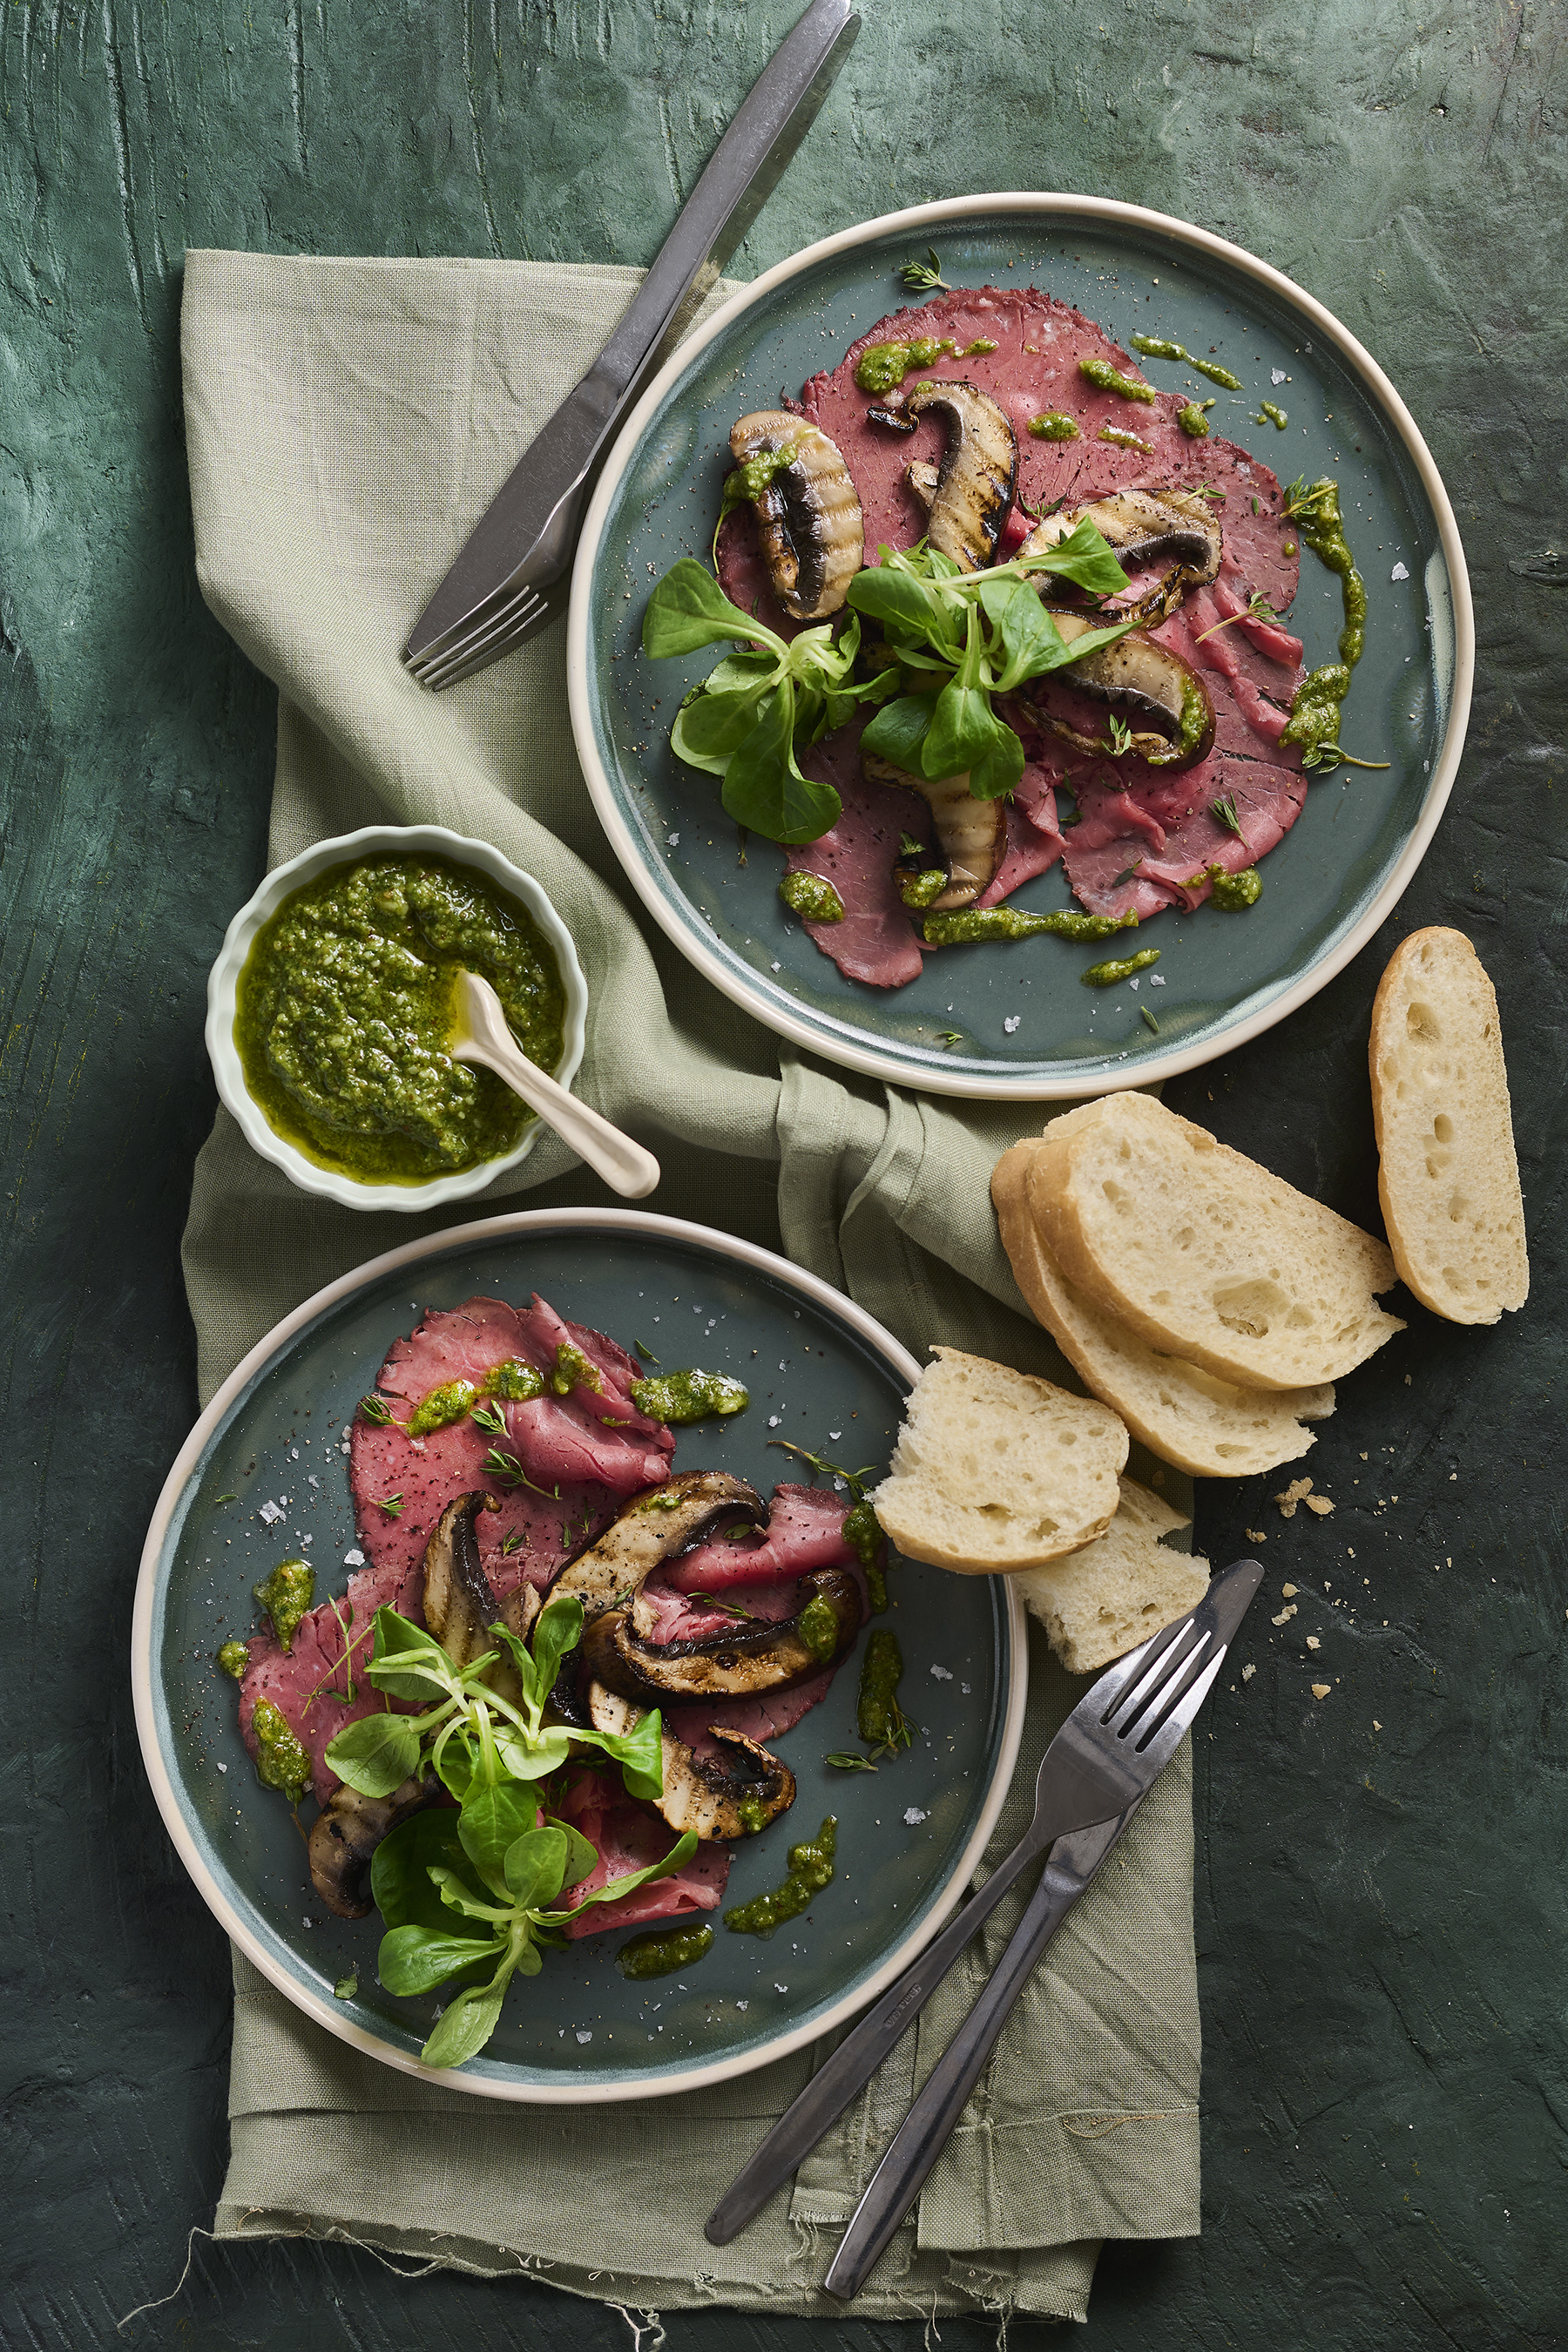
235 855 566 1184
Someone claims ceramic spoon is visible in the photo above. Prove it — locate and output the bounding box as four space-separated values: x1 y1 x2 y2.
450 970 659 1200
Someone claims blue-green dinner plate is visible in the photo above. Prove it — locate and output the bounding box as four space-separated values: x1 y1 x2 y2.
132 1210 1026 2103
568 193 1472 1099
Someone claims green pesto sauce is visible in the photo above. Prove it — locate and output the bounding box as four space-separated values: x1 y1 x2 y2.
1078 356 1155 404
779 869 846 924
252 1697 312 1804
1203 863 1263 909
1255 401 1289 429
1280 481 1367 758
1098 425 1152 452
842 1497 887 1611
796 1592 841 1665
617 1922 715 1979
1081 947 1161 986
857 1629 909 1751
1143 675 1212 769
1176 402 1212 439
1028 411 1081 441
217 1639 250 1680
1129 335 1243 390
551 1342 602 1397
723 1816 837 1937
487 1357 546 1403
253 1558 314 1652
854 336 997 394
923 906 1137 946
720 441 799 513
406 1377 478 1436
233 855 565 1185
628 1369 750 1424
898 868 948 909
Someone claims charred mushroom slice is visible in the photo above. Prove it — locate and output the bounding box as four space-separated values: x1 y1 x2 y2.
422 1489 533 1709
1031 608 1216 771
1021 488 1221 622
588 1685 796 1841
308 1776 438 1921
546 1471 766 1722
902 380 1017 571
584 1567 863 1706
727 411 863 619
863 752 1003 909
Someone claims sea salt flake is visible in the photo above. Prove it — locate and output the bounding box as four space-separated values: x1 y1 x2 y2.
1391 561 1410 581
767 1416 781 1429
903 1807 928 1826
258 1501 285 1526
774 1983 788 1993
930 1664 954 1682
1128 978 1139 991
344 1548 365 1566
1003 1015 1020 1033
666 830 680 846
576 2030 592 2044
771 961 781 972
1149 973 1166 986
1271 367 1287 385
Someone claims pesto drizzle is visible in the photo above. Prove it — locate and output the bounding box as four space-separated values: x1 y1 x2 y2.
1279 479 1369 767
617 1922 715 1979
723 1816 837 1936
1129 334 1243 390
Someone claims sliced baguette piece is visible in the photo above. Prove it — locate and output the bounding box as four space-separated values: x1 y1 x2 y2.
1032 1092 1403 1391
872 1345 1128 1574
1369 928 1528 1324
1010 1476 1211 1674
991 1139 1334 1476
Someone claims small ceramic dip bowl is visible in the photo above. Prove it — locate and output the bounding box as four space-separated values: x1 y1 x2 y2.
206 824 588 1212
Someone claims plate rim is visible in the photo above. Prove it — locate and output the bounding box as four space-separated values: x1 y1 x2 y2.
132 1205 1029 2105
566 188 1475 1101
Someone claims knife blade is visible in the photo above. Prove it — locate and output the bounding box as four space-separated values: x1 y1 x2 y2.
404 0 861 687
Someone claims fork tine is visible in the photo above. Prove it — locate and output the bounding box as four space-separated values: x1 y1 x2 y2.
404 580 551 686
1085 1612 1189 1729
1105 1612 1209 1734
1133 1644 1229 1772
409 590 551 689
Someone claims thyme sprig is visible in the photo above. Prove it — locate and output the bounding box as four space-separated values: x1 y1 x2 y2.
898 247 950 293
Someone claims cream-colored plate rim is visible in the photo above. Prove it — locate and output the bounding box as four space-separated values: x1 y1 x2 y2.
132 1206 1028 2104
567 190 1474 1101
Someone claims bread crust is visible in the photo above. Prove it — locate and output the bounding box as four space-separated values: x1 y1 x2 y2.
1369 927 1528 1323
1030 1095 1401 1390
991 1138 1330 1476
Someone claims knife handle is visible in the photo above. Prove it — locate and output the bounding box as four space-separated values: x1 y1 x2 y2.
704 1823 1049 2247
822 1831 1106 2304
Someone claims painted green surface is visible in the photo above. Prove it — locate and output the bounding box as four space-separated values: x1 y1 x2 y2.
3 3 1565 2349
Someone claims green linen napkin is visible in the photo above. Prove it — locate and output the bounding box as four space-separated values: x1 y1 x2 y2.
179 250 1200 2325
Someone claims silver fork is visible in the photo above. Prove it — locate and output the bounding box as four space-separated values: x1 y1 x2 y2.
706 1558 1263 2254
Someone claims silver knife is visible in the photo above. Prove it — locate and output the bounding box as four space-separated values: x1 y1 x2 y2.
404 0 861 691
705 1558 1263 2258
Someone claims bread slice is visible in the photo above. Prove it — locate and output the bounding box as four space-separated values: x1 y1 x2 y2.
1010 1477 1211 1673
872 1345 1128 1573
990 1139 1334 1475
1031 1092 1403 1391
1369 928 1528 1324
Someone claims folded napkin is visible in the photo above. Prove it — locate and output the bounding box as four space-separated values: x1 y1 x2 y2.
179 250 1200 2325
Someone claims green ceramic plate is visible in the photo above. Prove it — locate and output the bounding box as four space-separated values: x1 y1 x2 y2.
132 1210 1025 2104
568 193 1471 1099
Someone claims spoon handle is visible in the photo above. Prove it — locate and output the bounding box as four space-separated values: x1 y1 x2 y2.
454 971 660 1200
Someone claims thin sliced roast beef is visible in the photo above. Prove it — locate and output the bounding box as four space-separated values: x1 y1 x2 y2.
552 1766 731 1938
351 1294 673 1614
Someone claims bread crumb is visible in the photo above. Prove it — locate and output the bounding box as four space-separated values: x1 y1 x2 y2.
1305 1493 1335 1517
1246 1528 1267 1543
1274 1477 1314 1517
1372 1719 1382 1730
1404 1374 1411 1385
1242 1662 1255 1680
1306 1635 1321 1651
1310 1682 1331 1700
1270 1604 1297 1626
1281 1583 1298 1598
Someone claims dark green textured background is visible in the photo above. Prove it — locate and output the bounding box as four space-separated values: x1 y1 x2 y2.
3 3 1565 2346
